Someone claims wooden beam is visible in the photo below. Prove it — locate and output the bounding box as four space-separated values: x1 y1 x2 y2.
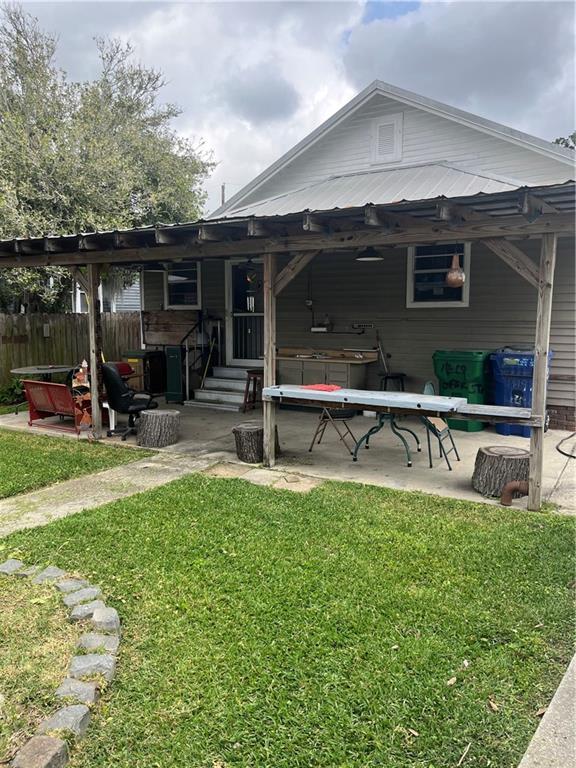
363 204 420 231
528 233 557 511
86 264 103 440
155 228 172 245
247 218 268 237
303 213 328 233
0 212 572 268
274 251 319 296
519 191 558 223
196 225 222 242
483 238 540 288
79 236 103 251
70 266 89 294
263 253 277 467
436 201 485 225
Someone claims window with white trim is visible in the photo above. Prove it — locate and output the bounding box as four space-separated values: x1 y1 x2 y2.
371 113 403 164
164 261 202 309
406 243 471 308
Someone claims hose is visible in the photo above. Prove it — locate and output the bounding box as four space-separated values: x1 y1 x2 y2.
556 432 576 459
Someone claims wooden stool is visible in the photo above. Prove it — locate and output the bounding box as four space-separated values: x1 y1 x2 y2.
243 368 264 412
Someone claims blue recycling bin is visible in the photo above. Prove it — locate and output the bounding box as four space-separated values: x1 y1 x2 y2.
490 348 553 438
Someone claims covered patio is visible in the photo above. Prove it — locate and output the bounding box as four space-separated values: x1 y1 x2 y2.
1 180 574 511
0 400 573 512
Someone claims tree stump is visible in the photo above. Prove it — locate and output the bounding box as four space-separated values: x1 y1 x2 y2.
232 421 280 464
472 446 530 498
137 409 180 448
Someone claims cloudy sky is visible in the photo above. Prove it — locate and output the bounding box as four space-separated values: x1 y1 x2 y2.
26 0 575 213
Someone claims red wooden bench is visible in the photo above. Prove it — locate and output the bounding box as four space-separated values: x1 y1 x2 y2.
22 380 91 435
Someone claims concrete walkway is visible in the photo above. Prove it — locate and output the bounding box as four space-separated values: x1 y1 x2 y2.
0 454 323 538
518 655 576 768
0 452 218 538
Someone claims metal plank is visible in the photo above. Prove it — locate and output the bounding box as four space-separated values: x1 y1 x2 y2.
263 385 466 412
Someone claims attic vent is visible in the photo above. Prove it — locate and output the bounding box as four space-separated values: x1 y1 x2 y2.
377 123 395 155
372 113 403 163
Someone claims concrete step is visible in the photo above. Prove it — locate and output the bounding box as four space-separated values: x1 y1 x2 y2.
183 400 241 412
194 389 245 405
203 377 246 392
212 366 251 380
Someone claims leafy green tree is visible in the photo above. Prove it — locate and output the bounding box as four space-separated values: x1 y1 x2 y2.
554 132 576 150
0 4 213 312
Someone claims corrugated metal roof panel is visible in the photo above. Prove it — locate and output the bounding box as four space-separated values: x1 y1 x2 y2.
221 164 517 218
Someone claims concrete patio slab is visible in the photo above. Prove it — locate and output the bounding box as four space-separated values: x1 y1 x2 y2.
241 468 286 487
1 405 574 514
203 462 252 479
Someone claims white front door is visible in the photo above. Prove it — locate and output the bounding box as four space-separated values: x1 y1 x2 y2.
225 259 264 366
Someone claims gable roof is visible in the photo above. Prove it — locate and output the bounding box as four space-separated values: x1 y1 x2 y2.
212 80 575 218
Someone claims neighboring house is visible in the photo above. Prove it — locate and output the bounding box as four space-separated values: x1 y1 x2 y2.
73 276 141 314
137 81 574 425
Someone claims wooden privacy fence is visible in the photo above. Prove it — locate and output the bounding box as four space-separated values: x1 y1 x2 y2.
0 313 141 389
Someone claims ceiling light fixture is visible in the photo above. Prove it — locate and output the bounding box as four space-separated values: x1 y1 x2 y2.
355 247 383 262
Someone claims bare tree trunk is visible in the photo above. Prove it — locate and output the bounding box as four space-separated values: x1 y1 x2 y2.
472 446 530 498
138 409 180 448
233 421 280 464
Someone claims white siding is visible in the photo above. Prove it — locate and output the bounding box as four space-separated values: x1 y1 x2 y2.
112 279 141 312
275 237 575 409
234 95 571 211
141 239 575 411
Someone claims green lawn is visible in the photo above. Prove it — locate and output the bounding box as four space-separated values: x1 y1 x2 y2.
0 578 80 761
2 477 574 767
0 428 151 498
0 402 26 416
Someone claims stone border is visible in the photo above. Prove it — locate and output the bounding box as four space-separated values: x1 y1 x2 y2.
0 559 121 768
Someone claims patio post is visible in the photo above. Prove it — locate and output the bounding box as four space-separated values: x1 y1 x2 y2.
263 252 277 467
86 263 103 440
527 233 557 511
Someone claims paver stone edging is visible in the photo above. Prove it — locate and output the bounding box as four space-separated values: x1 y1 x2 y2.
0 558 122 768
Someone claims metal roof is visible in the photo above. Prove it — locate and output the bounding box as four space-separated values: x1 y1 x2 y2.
212 79 575 218
0 181 573 265
217 164 519 219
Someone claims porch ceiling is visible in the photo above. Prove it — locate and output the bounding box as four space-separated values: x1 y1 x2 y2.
0 180 573 268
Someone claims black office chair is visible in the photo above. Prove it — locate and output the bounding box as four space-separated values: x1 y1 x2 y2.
102 363 158 440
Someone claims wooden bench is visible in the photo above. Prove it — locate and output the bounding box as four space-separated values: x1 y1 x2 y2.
22 380 91 435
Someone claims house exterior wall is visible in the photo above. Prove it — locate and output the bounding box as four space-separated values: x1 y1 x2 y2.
274 238 574 419
142 236 575 428
232 95 570 211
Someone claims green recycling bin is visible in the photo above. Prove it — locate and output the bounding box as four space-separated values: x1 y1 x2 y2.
433 350 492 431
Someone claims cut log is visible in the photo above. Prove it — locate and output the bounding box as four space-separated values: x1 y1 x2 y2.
472 445 530 498
233 421 280 464
137 409 180 448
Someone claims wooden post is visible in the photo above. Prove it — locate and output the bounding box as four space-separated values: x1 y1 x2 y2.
86 263 103 439
263 253 277 467
528 233 557 511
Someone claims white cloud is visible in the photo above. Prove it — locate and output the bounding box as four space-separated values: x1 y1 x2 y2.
112 1 363 212
23 1 575 215
343 1 575 139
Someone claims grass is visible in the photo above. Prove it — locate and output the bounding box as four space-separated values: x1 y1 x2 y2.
0 402 26 416
0 577 80 761
2 476 574 768
0 428 153 499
